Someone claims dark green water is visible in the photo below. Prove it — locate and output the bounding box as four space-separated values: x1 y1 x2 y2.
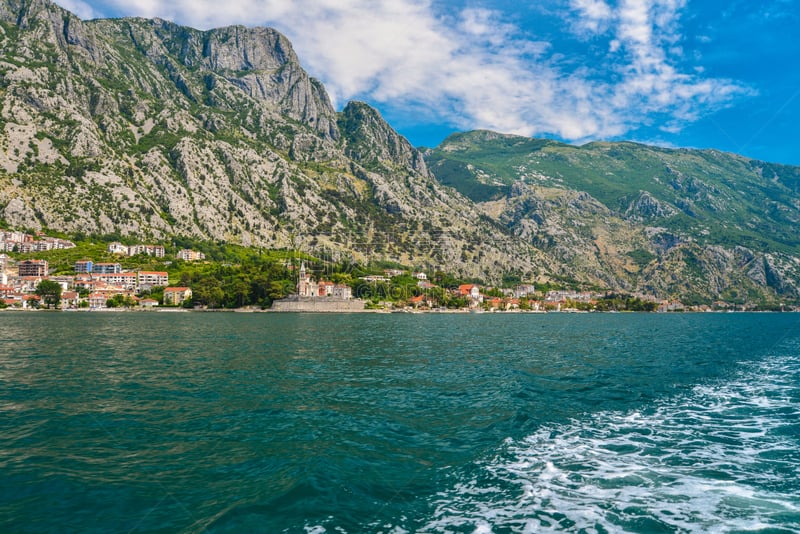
1 312 799 532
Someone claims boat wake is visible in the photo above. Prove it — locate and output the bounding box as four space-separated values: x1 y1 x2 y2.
423 352 800 533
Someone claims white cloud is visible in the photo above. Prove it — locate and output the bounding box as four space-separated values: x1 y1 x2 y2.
570 0 613 34
58 0 750 143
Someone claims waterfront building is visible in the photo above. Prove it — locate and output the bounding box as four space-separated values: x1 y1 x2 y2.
163 287 193 306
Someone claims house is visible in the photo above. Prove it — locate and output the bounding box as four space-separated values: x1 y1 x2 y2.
163 287 192 306
658 300 685 312
409 293 437 308
139 298 159 308
514 284 537 298
146 245 166 258
176 249 206 261
22 294 41 309
107 242 129 255
16 276 44 292
129 244 165 258
413 272 428 280
137 271 168 291
360 275 390 283
457 284 483 307
458 284 482 300
332 284 352 300
73 276 98 291
87 292 107 308
49 276 73 291
60 291 80 309
408 295 425 307
487 297 504 310
384 269 405 278
18 259 48 277
0 284 15 298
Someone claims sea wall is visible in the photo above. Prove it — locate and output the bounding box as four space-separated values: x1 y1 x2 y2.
270 296 366 312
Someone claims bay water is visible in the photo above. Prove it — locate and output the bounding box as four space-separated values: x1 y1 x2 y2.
1 312 798 532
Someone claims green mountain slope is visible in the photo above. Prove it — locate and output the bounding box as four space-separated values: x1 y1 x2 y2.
427 131 800 254
426 131 800 304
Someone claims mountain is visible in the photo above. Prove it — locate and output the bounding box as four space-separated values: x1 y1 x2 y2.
1 0 799 305
0 0 536 279
425 131 800 304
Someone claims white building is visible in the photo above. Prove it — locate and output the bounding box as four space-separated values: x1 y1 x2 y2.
95 272 138 291
137 271 169 290
333 284 352 299
177 249 206 261
107 242 129 255
129 244 165 258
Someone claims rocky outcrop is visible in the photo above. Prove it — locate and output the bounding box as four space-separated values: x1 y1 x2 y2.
625 191 677 221
338 102 428 175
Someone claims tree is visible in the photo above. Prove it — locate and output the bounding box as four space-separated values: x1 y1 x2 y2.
193 276 224 308
225 276 252 308
106 294 136 308
35 280 62 309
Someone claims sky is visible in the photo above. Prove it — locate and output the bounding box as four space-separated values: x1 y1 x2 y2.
55 0 800 165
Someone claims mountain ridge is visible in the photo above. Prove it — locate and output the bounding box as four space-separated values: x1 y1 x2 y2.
0 0 541 282
1 0 800 304
425 130 800 303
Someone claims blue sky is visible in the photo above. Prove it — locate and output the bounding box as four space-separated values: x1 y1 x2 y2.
56 0 800 165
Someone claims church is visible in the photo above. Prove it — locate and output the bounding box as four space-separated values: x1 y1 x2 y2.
297 262 316 297
296 262 352 300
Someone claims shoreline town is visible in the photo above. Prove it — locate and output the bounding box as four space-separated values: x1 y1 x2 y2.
2 230 793 313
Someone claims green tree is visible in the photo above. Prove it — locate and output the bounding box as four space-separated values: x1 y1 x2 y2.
35 280 62 309
193 276 224 308
268 279 294 302
106 294 136 308
225 276 252 308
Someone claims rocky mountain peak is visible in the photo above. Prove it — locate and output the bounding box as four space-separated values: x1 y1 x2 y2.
338 101 427 175
0 0 540 282
0 0 98 62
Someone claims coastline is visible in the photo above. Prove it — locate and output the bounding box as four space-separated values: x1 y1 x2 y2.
2 305 791 314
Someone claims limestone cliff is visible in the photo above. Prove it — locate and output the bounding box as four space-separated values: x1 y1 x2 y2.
0 0 536 280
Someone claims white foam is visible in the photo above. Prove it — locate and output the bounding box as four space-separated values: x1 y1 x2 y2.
423 353 800 532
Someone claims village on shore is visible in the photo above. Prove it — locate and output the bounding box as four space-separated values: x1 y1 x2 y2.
1 230 791 313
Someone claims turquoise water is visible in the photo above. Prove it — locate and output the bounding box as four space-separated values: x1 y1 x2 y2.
1 312 799 533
